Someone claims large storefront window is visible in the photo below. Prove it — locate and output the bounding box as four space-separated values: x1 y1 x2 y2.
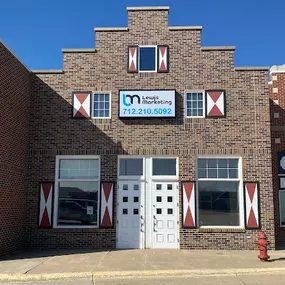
280 191 285 227
197 158 241 227
55 156 100 227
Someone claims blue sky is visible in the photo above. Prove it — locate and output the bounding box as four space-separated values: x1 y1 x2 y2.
0 0 284 70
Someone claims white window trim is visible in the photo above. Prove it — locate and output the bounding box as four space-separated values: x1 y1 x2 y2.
196 156 244 229
138 45 157 73
53 155 101 229
184 90 205 118
92 92 111 119
280 190 285 227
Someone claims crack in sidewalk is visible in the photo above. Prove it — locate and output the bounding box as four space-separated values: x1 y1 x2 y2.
23 256 56 275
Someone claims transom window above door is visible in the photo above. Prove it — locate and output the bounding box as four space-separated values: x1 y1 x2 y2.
197 157 242 227
152 158 177 176
119 158 143 176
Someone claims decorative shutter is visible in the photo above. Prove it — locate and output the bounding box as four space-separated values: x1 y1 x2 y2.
39 182 54 228
244 182 260 229
100 182 114 228
182 181 196 228
128 46 138 73
205 90 226 118
157 45 169 72
72 92 91 118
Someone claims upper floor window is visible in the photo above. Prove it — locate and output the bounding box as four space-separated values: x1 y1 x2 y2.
92 92 111 119
128 45 169 73
139 46 157 72
185 91 205 118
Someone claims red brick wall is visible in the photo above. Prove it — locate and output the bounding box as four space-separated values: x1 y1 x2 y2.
0 41 31 255
269 72 285 248
26 8 274 250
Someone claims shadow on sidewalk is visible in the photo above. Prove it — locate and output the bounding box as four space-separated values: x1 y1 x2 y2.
0 248 115 261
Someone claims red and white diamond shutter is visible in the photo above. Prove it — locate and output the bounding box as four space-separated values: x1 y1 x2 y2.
182 182 196 228
157 45 169 72
72 92 91 118
128 46 138 73
100 182 114 228
39 182 53 228
206 90 225 118
244 182 260 229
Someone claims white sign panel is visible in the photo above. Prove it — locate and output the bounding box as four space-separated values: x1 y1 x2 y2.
119 90 175 117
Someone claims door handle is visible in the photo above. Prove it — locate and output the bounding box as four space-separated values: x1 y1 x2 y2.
153 215 157 232
141 215 144 232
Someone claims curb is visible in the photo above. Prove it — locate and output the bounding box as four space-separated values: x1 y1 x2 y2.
1 267 285 282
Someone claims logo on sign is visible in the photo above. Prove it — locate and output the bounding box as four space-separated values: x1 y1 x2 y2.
122 94 141 106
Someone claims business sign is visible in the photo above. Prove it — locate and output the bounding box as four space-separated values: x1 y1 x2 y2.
119 90 175 118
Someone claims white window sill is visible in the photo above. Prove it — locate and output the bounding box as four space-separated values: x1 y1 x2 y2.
198 227 245 233
53 225 99 229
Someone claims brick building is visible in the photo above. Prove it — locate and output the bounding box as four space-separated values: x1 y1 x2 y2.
0 6 276 254
269 65 285 249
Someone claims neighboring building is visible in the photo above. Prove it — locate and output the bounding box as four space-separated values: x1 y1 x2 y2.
0 42 31 256
0 6 276 254
269 65 285 249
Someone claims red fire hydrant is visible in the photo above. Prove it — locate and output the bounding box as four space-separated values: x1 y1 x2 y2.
257 231 270 262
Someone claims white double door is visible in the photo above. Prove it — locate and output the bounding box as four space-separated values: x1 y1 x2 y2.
117 157 179 249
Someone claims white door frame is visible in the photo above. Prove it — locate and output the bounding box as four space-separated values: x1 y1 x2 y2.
117 155 179 249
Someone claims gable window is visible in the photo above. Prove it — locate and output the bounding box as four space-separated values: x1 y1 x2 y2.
54 156 100 228
185 91 205 118
139 46 157 72
92 92 111 119
197 158 243 227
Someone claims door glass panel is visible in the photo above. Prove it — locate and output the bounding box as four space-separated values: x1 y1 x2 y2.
167 196 173 202
123 197 128 202
134 197 139 202
133 209 139 215
119 159 143 176
123 184 128 190
167 184 173 190
123 209 128 214
134 184 139 190
156 196 162 202
156 184 162 190
152 159 176 175
157 208 162 214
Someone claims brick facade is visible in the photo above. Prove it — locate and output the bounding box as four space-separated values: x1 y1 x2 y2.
269 67 285 249
24 7 274 250
0 41 31 255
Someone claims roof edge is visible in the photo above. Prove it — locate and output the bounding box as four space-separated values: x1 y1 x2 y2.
235 66 270 71
127 6 169 11
31 70 64 74
169 26 202 31
94 27 128 32
201 46 236 51
0 39 30 72
62 48 96 53
270 65 285 74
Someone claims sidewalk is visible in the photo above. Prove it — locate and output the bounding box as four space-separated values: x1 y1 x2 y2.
1 249 285 282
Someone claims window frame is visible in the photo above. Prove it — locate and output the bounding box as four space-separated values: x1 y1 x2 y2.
184 90 205 118
92 92 112 119
196 156 244 229
151 157 179 181
138 45 157 73
53 155 101 229
280 190 285 227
